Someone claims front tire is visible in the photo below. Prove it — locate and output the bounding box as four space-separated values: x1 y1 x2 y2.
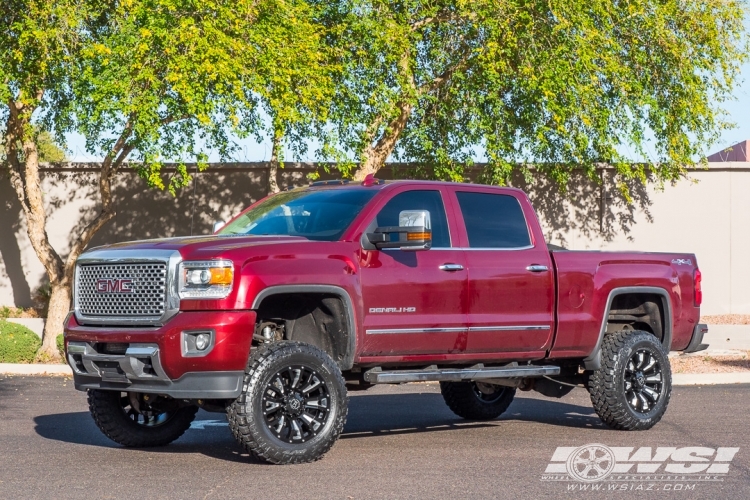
87 390 198 447
588 330 672 430
440 381 516 420
227 341 348 464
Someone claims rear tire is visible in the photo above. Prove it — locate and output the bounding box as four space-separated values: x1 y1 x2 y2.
440 381 515 420
228 341 348 464
588 330 672 430
87 390 198 447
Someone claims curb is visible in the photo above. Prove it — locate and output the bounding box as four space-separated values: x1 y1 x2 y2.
672 372 750 386
0 363 72 376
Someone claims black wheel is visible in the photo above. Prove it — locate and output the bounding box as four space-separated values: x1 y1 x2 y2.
87 390 198 447
588 330 672 430
227 341 348 464
440 381 516 420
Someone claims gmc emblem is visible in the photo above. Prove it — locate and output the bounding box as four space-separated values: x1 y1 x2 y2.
95 279 134 293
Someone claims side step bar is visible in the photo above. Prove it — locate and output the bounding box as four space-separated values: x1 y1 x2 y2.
363 364 561 384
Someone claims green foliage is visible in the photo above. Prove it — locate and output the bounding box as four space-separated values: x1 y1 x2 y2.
56 334 64 359
73 0 330 193
36 130 66 162
0 321 42 363
317 0 748 194
0 128 66 162
252 1 335 162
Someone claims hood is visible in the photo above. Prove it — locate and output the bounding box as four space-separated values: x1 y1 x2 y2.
83 234 312 260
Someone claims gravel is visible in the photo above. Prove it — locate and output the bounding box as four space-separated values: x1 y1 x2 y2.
701 314 750 325
670 351 750 374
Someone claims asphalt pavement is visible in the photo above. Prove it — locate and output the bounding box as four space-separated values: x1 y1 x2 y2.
1 376 749 500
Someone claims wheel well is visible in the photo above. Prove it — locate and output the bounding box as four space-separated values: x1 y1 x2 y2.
605 293 666 343
253 293 353 370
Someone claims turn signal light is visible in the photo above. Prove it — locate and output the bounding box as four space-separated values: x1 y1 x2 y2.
406 232 431 241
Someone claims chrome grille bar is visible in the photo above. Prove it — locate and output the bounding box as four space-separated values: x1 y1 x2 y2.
77 262 167 318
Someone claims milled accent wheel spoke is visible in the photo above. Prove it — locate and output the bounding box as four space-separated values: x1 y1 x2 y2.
264 401 282 415
289 368 302 389
642 386 660 401
300 413 322 431
642 355 657 372
290 419 303 441
274 415 286 434
637 392 649 411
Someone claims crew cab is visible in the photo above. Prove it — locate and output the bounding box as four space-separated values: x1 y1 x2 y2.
64 177 708 464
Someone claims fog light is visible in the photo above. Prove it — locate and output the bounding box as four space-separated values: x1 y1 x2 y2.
195 333 210 351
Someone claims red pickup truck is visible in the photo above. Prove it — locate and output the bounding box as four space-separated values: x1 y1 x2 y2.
65 178 708 464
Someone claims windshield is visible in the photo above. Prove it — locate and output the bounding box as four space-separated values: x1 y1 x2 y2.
218 188 378 241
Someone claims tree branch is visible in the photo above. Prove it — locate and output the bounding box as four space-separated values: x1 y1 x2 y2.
418 48 473 96
410 9 465 31
64 119 135 275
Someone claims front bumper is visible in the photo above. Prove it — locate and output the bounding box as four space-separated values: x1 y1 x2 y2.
64 310 255 399
683 323 709 353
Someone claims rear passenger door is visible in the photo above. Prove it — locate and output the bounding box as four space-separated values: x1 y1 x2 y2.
451 189 554 355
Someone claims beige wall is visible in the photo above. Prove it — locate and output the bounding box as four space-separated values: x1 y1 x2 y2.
1 162 747 315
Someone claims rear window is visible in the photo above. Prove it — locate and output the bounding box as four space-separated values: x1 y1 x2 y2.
456 192 531 249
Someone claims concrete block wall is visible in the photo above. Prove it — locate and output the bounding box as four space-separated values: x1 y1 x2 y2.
1 162 747 315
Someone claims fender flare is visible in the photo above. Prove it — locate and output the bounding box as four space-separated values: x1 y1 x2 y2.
583 286 673 370
251 285 358 371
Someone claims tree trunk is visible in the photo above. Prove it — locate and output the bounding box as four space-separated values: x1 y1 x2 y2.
38 283 71 362
5 96 128 363
353 101 413 181
268 131 282 195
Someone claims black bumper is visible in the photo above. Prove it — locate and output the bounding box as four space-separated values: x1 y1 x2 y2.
683 323 709 353
72 371 245 399
67 341 244 399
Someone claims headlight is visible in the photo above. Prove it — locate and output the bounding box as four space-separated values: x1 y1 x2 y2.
178 260 234 299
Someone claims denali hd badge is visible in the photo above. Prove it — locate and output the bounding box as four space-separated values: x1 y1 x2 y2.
95 279 134 293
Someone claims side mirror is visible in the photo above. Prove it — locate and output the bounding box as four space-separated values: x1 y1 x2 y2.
366 210 432 251
212 221 226 233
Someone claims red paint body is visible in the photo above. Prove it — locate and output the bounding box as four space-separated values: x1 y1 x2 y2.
65 181 701 379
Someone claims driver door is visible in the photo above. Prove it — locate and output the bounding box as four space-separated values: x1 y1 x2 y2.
358 187 468 357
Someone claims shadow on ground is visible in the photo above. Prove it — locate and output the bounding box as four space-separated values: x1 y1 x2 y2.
32 391 603 463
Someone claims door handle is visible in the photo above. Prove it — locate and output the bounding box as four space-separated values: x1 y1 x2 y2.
439 263 465 272
526 264 549 273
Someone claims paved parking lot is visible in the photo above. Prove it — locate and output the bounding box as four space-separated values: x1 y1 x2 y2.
1 376 749 499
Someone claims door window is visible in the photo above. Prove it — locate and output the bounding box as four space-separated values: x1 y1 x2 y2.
375 190 451 248
456 192 531 248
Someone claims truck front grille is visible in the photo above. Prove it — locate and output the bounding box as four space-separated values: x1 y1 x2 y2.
76 262 168 319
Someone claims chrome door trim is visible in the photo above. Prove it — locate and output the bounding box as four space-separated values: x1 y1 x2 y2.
366 325 551 335
366 327 468 335
468 325 551 332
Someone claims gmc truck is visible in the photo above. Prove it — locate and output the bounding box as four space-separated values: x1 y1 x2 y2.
64 177 708 464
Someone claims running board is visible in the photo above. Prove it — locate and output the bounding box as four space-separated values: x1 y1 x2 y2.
363 364 561 384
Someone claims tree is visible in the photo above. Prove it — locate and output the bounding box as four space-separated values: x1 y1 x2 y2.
249 1 335 195
317 0 746 191
1 0 329 360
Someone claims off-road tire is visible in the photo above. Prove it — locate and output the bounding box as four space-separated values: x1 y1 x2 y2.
588 330 672 430
440 381 516 420
87 390 198 447
227 341 348 464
